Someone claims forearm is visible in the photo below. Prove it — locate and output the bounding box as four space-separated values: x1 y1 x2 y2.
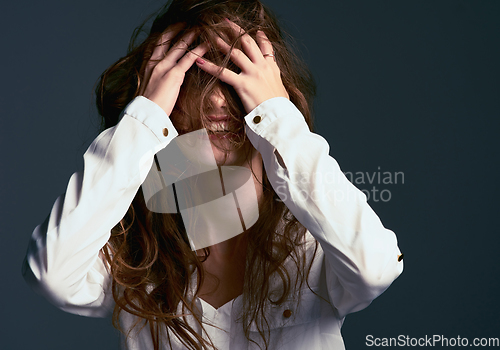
23 96 177 316
244 97 403 317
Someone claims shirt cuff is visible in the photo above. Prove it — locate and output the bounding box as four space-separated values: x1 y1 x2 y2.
245 97 303 131
244 97 306 148
122 96 178 145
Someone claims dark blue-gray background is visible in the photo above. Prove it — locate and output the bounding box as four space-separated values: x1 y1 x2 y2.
1 0 499 349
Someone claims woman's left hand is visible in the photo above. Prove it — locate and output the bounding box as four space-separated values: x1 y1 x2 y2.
195 19 289 113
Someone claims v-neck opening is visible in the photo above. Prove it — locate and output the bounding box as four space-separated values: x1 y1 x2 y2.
199 294 242 312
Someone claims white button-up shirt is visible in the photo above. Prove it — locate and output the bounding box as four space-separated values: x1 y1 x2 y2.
23 96 403 349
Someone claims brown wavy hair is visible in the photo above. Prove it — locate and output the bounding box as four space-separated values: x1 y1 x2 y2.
97 0 318 349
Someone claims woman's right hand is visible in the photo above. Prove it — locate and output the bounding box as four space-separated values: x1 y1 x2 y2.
138 24 209 116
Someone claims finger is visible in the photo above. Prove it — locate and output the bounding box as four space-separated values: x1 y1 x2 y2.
150 23 186 61
213 36 254 72
224 18 263 63
255 30 277 66
140 23 185 94
175 41 211 73
156 30 199 70
195 56 239 87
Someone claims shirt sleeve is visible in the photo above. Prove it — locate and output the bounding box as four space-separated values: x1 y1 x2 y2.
22 96 178 317
244 97 404 319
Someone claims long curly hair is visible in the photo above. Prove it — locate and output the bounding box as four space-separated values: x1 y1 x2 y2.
97 0 318 349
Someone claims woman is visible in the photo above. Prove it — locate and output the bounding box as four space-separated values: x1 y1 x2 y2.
23 0 403 349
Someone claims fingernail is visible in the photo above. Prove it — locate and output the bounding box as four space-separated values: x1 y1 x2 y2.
196 58 205 65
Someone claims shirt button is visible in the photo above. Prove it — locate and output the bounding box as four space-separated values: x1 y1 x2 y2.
162 128 169 137
283 309 292 318
398 253 404 262
253 116 262 124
